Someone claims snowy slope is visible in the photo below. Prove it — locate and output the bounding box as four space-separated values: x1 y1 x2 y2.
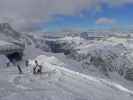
1 27 133 100
0 55 133 100
33 35 133 91
46 36 133 80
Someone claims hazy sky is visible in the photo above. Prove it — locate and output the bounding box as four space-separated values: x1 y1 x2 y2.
0 0 133 32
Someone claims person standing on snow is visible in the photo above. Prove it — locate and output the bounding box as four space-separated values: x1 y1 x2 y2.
33 60 42 74
25 60 29 67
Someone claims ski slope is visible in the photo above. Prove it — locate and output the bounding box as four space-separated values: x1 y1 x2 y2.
0 55 133 100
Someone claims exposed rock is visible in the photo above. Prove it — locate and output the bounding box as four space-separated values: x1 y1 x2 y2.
0 23 21 40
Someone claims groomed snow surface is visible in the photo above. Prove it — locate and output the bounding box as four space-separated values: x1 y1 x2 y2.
0 55 133 100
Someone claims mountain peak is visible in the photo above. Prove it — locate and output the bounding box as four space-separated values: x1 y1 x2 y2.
0 23 21 40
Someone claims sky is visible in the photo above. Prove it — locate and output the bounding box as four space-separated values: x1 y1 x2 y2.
0 0 133 32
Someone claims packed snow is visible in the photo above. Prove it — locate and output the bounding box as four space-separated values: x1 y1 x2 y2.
0 55 133 100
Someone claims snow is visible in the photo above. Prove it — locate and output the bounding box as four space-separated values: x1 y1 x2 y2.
56 36 133 80
35 55 64 66
106 37 127 44
38 35 133 92
1 26 133 100
0 54 133 100
0 41 12 46
35 55 133 95
0 55 9 68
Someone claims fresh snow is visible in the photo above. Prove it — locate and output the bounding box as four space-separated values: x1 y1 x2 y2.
0 55 133 100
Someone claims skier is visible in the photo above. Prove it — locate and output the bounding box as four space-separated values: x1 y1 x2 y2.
25 60 29 67
33 60 42 74
38 64 42 74
33 60 37 74
17 64 23 74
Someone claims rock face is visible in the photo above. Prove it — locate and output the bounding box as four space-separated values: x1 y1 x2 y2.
0 23 24 62
72 43 133 81
79 44 129 75
45 40 73 53
0 23 21 40
76 44 133 81
80 32 88 39
125 68 133 81
43 36 133 81
23 33 51 52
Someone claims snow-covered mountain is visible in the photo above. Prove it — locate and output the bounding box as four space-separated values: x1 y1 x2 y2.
0 23 24 61
0 25 133 100
21 32 133 81
31 34 133 90
0 23 22 42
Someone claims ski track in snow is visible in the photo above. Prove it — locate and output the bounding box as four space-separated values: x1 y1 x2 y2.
0 61 133 100
54 63 133 96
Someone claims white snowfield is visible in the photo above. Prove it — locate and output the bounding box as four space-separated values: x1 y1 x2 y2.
0 55 133 100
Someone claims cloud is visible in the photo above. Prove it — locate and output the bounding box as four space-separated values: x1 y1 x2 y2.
0 0 97 31
96 17 115 25
0 0 131 32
